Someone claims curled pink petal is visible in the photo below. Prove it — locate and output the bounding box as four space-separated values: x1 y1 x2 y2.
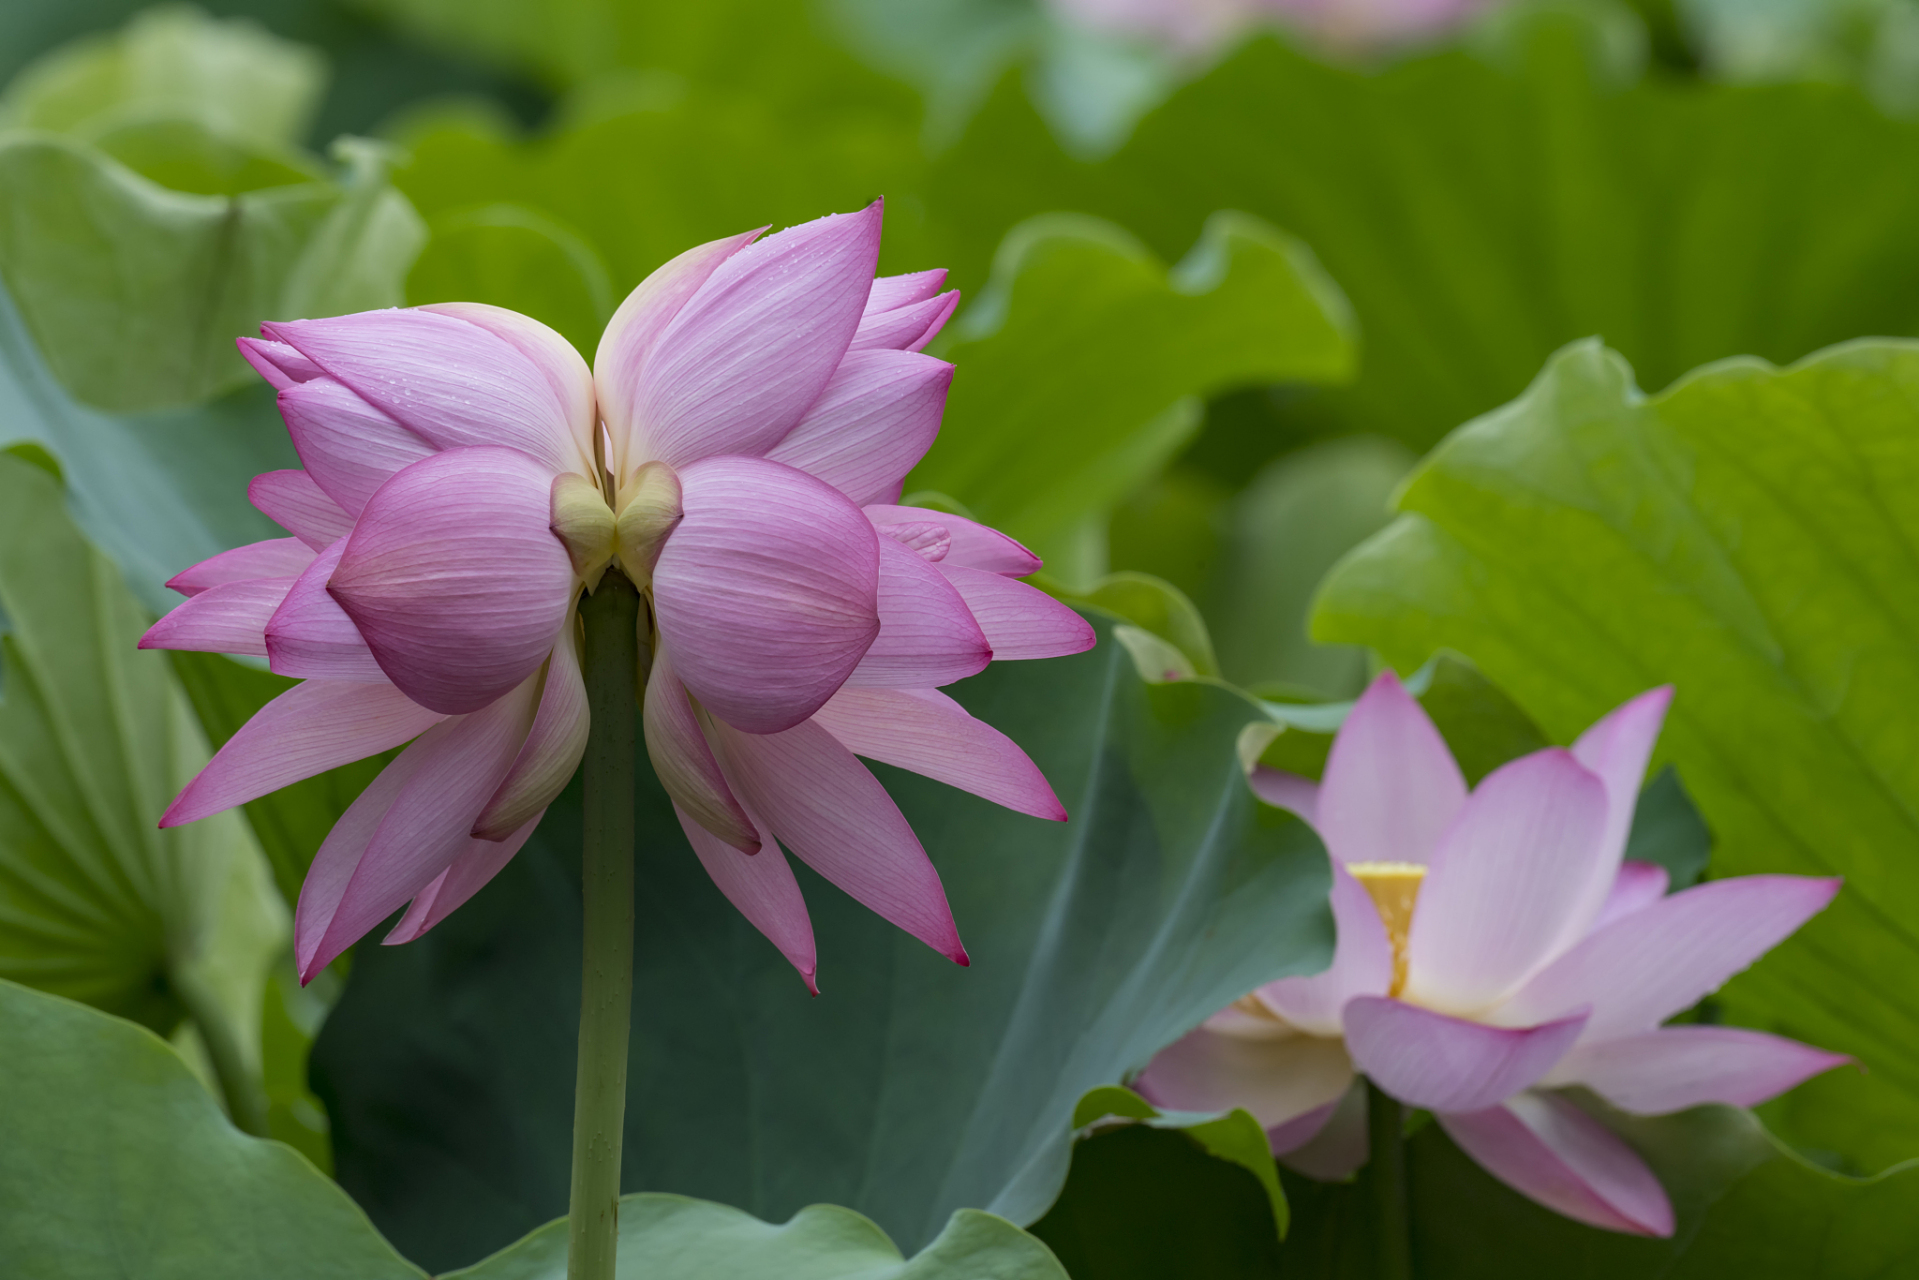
264 539 386 683
712 716 966 964
473 610 590 840
936 565 1095 659
420 302 598 474
864 505 1042 575
1554 687 1674 949
249 470 353 550
383 812 544 945
304 675 540 976
1546 1026 1850 1114
764 350 952 506
864 269 947 313
1248 765 1318 825
237 335 323 390
642 646 759 852
841 537 991 689
1494 875 1843 1039
1316 671 1466 867
652 456 880 734
596 228 763 477
295 735 431 980
266 310 594 478
811 686 1065 820
1257 861 1394 1036
1343 996 1588 1114
166 538 315 597
163 679 446 826
633 203 882 467
1590 860 1669 932
140 578 293 657
675 801 817 992
849 290 959 353
1402 749 1608 1014
1439 1093 1674 1237
328 447 577 716
1135 1023 1354 1131
1274 1080 1370 1179
278 376 436 517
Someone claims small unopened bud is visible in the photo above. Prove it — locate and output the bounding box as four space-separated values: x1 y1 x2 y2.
614 460 683 587
550 472 617 590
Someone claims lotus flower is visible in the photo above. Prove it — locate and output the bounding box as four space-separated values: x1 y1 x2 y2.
1049 0 1492 56
1136 673 1844 1235
140 201 1094 992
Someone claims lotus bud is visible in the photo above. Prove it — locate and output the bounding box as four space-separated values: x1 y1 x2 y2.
614 460 683 588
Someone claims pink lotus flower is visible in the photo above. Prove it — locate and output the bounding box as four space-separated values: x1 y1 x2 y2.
1137 673 1844 1235
140 202 1094 992
1050 0 1493 56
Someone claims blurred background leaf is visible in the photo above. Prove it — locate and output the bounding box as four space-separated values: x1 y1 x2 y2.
0 451 284 1134
310 618 1332 1272
1317 337 1919 1175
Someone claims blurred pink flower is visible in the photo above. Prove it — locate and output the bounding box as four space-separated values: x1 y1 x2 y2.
141 202 1093 991
1137 674 1844 1235
1051 0 1493 55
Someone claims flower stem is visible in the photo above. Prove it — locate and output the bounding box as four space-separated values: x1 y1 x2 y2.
568 570 641 1280
1367 1079 1412 1280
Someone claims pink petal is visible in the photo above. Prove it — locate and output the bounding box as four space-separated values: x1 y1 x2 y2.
849 290 960 353
1134 1023 1355 1131
302 675 540 976
1274 1080 1369 1179
295 736 431 980
1344 997 1588 1113
473 610 590 840
595 228 762 480
1546 1026 1850 1114
1553 687 1674 949
263 539 387 683
328 446 577 716
265 309 594 478
936 565 1096 659
166 538 315 597
840 536 991 689
632 203 883 467
1402 749 1609 1014
674 801 818 992
277 376 436 517
763 350 952 506
249 470 353 551
1316 670 1466 867
1247 765 1318 825
420 302 598 469
383 812 544 945
863 505 1042 575
1439 1092 1674 1236
641 646 760 852
810 685 1065 820
162 679 446 827
1256 861 1394 1036
711 716 966 964
1493 875 1843 1040
651 456 880 734
1590 860 1669 932
139 578 293 657
864 269 947 313
237 335 323 390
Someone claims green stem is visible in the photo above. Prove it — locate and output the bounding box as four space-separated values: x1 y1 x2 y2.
568 571 641 1280
173 969 269 1138
1367 1079 1412 1280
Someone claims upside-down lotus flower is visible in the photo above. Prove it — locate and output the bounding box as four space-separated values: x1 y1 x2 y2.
1136 673 1844 1235
140 201 1094 992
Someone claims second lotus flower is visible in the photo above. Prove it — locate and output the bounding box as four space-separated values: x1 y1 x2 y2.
140 201 1095 991
1138 672 1845 1235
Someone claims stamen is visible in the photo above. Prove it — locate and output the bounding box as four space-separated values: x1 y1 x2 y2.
1347 860 1427 997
